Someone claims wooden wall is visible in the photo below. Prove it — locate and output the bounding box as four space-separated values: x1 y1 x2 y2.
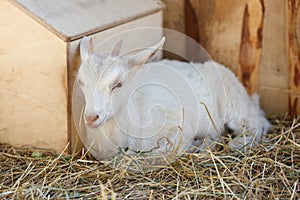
163 0 300 115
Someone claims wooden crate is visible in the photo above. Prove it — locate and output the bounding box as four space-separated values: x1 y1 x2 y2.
0 0 163 152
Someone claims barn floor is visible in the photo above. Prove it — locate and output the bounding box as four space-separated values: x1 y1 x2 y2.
0 115 299 199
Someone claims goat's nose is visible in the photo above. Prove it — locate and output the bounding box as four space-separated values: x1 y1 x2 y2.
85 114 99 123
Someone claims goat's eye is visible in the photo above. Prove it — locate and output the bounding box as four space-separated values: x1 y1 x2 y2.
111 82 122 91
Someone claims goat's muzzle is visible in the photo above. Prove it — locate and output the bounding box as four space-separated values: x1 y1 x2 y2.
85 114 99 126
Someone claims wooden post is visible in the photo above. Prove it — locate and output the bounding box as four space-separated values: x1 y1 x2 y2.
288 0 300 115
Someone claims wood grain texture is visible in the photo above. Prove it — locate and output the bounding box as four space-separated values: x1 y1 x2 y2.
11 0 164 41
0 0 68 152
186 0 263 93
259 0 290 113
186 0 246 74
183 0 300 114
238 0 264 94
288 0 300 115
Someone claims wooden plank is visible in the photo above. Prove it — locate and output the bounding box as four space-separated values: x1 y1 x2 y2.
185 0 264 92
186 0 246 74
0 0 68 152
68 12 164 153
288 0 300 115
163 0 186 60
259 0 290 113
163 0 185 33
11 0 164 41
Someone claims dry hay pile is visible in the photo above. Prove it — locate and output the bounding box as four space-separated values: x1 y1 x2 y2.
0 115 299 199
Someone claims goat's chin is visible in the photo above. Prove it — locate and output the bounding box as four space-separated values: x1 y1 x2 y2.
86 123 102 129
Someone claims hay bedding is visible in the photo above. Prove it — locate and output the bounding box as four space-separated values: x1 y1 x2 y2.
0 115 299 199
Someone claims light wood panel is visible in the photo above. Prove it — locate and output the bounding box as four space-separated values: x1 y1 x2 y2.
185 0 246 75
12 0 164 41
260 0 290 113
0 0 68 152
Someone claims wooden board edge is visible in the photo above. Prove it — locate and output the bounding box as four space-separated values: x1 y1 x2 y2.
68 9 165 41
67 42 85 154
9 0 165 42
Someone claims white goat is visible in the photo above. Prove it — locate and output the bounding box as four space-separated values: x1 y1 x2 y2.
77 37 271 160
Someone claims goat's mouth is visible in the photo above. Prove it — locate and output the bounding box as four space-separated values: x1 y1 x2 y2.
85 118 106 129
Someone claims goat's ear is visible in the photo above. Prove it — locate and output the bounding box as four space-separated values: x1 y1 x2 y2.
80 36 94 61
111 39 123 57
128 37 165 67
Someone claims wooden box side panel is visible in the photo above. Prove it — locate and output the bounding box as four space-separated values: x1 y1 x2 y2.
0 0 68 152
68 12 163 153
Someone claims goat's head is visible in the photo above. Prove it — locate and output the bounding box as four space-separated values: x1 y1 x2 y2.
77 36 165 128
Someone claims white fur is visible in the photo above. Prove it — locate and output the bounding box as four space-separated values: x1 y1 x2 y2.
77 37 271 160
